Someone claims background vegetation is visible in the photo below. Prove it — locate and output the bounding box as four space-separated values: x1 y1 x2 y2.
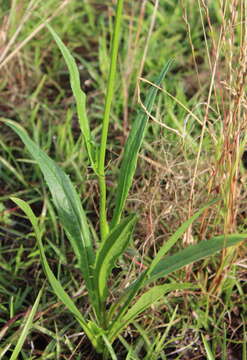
0 0 246 359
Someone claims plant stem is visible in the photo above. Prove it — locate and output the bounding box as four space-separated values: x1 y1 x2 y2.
98 0 124 241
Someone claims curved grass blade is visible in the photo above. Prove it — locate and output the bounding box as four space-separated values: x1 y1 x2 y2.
108 283 192 342
11 197 99 350
10 288 42 360
148 234 246 284
111 59 174 228
46 25 97 173
0 155 27 187
5 120 96 310
94 214 137 304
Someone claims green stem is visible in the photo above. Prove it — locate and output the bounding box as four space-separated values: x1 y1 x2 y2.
98 0 124 241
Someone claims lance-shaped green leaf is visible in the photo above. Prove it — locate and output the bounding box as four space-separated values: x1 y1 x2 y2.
5 120 95 309
94 214 137 303
111 59 174 228
148 233 246 284
109 231 245 340
108 283 192 342
147 199 218 276
111 228 246 327
108 201 216 323
11 197 100 351
47 25 97 173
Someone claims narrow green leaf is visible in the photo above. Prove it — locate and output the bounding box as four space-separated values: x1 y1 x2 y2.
46 25 97 172
6 120 95 307
111 59 174 228
10 289 42 360
147 199 218 275
148 234 246 284
11 197 98 349
202 334 215 360
94 214 137 302
109 283 192 342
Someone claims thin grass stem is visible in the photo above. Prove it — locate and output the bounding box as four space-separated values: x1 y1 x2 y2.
98 0 124 241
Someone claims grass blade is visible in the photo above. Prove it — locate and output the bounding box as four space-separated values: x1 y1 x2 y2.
94 214 137 304
109 283 192 342
202 334 215 360
46 25 97 172
0 155 27 187
10 288 42 360
11 197 99 350
243 317 247 360
5 120 95 308
111 59 174 228
148 234 246 284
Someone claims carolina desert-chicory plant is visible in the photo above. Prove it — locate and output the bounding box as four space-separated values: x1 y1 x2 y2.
3 0 246 357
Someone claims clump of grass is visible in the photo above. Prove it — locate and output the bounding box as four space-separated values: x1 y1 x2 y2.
179 0 247 293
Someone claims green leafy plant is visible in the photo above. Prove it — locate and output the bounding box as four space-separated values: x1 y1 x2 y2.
2 0 246 357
